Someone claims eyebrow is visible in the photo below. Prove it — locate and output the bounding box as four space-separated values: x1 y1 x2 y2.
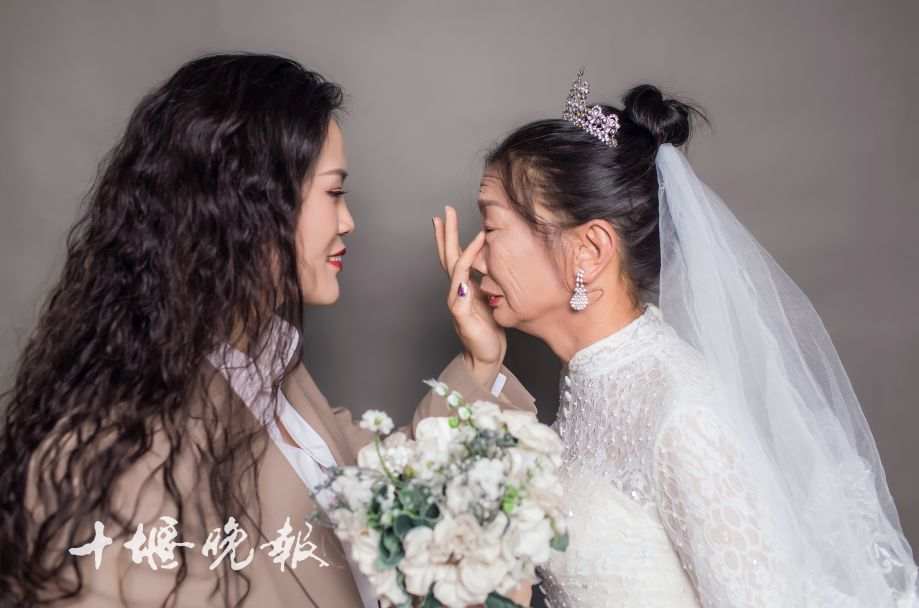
319 168 349 180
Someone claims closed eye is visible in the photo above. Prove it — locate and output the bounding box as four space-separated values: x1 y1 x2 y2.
328 189 348 198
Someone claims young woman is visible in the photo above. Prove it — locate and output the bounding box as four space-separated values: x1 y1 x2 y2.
0 53 536 607
434 70 917 607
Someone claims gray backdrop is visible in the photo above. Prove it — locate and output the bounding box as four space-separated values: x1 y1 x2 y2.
2 0 917 557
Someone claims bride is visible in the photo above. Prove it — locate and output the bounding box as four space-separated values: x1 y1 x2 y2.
433 70 917 607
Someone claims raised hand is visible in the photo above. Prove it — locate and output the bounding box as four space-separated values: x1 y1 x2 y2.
433 205 507 389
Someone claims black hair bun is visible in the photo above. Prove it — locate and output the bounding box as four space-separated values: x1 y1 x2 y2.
622 84 699 147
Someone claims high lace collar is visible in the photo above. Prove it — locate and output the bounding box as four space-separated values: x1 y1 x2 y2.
565 302 664 377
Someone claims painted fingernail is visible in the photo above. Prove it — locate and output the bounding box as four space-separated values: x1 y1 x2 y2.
457 282 469 298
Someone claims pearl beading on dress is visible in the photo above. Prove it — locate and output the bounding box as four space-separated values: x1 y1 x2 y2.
536 303 793 607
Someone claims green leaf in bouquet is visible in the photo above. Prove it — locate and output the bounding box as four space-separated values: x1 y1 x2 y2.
550 531 569 551
377 529 404 568
421 501 440 523
420 588 444 607
496 432 518 448
500 485 520 514
485 591 524 608
392 513 420 539
397 485 425 513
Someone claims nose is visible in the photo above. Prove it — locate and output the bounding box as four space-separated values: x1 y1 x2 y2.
471 242 488 275
339 199 355 235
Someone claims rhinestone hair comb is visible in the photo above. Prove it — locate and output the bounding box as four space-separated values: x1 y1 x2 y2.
562 68 620 147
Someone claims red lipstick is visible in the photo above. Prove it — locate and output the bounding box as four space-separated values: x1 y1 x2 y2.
328 247 346 270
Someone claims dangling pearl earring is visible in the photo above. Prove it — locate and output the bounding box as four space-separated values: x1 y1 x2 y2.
569 268 589 311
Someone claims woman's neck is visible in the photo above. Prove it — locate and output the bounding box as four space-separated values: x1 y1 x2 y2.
537 289 643 364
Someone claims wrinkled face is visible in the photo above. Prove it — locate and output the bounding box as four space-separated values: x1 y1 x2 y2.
295 119 354 305
472 170 571 331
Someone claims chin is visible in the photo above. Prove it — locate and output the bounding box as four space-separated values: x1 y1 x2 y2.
316 288 340 306
302 281 341 306
491 308 517 329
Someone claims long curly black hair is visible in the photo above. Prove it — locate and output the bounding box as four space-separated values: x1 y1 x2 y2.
0 52 343 606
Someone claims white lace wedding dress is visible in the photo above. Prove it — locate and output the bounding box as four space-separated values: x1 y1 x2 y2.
533 142 917 607
537 301 793 608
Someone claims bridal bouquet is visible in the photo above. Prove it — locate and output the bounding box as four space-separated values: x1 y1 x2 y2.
318 380 568 608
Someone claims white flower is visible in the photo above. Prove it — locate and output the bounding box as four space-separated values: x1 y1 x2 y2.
360 409 394 434
413 442 450 481
331 471 375 511
432 563 478 608
381 431 414 471
378 483 397 511
428 512 510 607
329 507 364 543
423 378 450 397
415 416 458 446
506 414 563 460
469 400 502 431
400 526 439 596
496 557 538 596
504 499 555 565
446 390 464 408
458 554 511 602
500 409 538 435
350 526 381 574
445 477 474 514
457 405 472 420
356 442 383 470
369 565 408 606
467 458 506 503
525 463 565 513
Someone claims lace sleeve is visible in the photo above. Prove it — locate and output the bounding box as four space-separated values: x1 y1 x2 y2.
653 404 793 607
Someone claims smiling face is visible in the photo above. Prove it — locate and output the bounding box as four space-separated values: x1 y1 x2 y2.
295 119 354 305
472 169 572 332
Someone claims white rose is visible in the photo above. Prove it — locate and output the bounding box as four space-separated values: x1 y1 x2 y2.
350 527 381 575
458 555 510 602
399 526 439 596
500 409 538 435
496 557 538 596
511 421 563 458
506 500 555 564
526 466 565 512
427 512 513 607
356 442 383 470
415 416 457 445
469 400 502 431
432 563 480 608
369 565 408 606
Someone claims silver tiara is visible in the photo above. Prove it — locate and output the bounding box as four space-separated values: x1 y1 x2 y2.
562 69 620 147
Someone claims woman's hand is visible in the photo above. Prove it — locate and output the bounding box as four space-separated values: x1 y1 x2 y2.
505 582 533 606
433 205 507 389
466 582 534 607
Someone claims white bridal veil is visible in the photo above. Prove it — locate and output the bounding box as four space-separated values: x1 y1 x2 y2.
654 143 917 607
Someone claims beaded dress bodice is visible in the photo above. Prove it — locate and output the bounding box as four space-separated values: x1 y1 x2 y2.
537 303 790 608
